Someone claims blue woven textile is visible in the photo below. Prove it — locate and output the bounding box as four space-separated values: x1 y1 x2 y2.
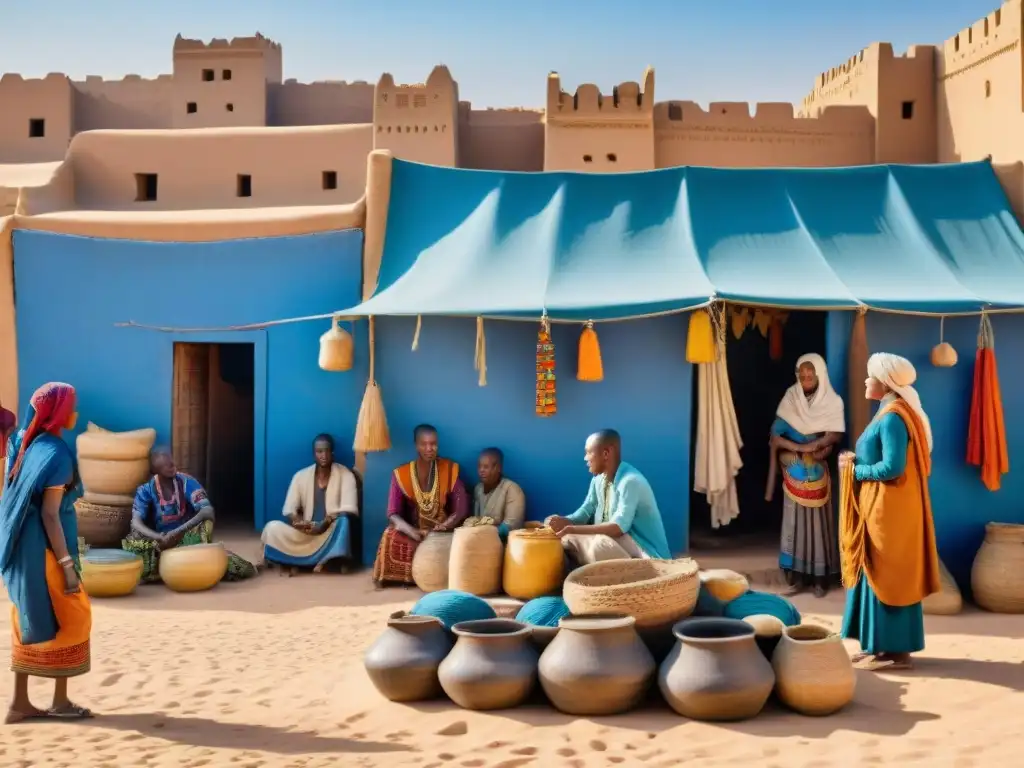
516 596 570 627
722 590 802 627
410 590 496 630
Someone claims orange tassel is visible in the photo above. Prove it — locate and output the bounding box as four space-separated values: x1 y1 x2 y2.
577 322 604 382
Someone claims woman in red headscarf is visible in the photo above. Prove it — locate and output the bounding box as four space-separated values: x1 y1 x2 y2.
0 382 92 722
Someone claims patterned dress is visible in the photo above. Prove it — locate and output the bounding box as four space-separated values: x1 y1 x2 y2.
123 473 257 583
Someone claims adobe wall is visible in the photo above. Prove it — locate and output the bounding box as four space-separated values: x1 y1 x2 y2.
544 69 656 172
73 76 174 130
0 74 74 163
65 125 372 210
937 1 1024 169
373 67 459 166
458 107 544 171
269 80 374 125
654 102 874 168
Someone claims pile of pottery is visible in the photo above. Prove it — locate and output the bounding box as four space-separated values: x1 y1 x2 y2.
364 609 857 719
412 520 563 600
75 423 155 547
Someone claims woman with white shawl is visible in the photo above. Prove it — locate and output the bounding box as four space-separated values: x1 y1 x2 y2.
769 353 845 598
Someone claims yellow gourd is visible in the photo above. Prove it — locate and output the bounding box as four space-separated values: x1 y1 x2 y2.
686 310 716 364
503 528 564 600
319 316 354 372
930 342 957 368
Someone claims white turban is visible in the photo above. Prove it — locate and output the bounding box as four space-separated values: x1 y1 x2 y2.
867 353 932 453
776 353 846 435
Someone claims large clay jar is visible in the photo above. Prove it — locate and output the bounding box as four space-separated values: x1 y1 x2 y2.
75 500 134 548
772 624 856 716
364 613 453 702
411 531 453 593
77 457 151 497
438 619 538 710
159 543 228 592
448 525 503 596
539 615 655 716
658 617 775 722
503 528 564 600
972 523 1024 613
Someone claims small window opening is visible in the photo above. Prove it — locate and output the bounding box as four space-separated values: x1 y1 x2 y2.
135 173 158 202
186 102 197 114
222 69 232 81
28 118 45 138
322 171 338 190
237 174 252 198
985 19 990 36
985 80 992 98
955 34 960 52
226 103 234 112
968 29 973 44
606 153 618 162
901 101 914 120
582 154 593 163
202 69 214 82
996 9 1002 25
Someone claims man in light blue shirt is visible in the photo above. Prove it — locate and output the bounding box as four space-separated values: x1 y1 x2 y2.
546 430 672 565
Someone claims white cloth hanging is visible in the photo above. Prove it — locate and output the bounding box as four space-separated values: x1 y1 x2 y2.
692 340 743 529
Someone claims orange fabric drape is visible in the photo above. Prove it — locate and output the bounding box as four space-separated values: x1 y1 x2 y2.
966 316 1009 491
839 398 941 607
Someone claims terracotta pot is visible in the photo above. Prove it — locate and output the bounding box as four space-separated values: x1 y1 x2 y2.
772 624 856 716
539 615 654 716
364 612 453 702
158 543 228 592
80 549 143 598
658 617 775 721
411 531 453 593
438 619 537 710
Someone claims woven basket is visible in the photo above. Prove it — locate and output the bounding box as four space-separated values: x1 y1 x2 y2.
563 558 699 631
448 525 503 595
411 531 453 593
503 527 564 600
75 499 133 548
923 559 962 616
972 523 1024 614
772 624 856 716
699 569 750 603
78 457 150 497
78 424 156 461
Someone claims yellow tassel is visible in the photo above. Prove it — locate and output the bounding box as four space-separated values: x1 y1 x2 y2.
411 314 422 351
686 310 717 364
353 316 392 453
474 316 487 386
577 321 604 381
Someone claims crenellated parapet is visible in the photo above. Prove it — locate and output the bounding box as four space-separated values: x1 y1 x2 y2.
373 66 459 166
938 0 1021 82
173 32 281 54
546 68 654 123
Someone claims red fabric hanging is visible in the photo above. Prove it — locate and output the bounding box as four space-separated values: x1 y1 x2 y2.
966 316 1009 491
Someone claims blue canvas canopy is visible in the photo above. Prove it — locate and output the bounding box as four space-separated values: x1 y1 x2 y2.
340 158 1024 320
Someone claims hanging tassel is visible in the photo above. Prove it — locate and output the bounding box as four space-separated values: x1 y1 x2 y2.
474 316 487 386
686 309 716 363
353 316 392 453
536 313 556 417
577 321 604 382
411 314 422 351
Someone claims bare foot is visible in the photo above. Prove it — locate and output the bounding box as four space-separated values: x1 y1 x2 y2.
5 705 47 724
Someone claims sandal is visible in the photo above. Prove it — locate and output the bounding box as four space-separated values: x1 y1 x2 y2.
862 657 913 672
46 703 93 719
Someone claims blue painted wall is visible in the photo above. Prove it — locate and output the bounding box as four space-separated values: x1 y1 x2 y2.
827 311 1024 591
13 230 367 531
360 315 695 563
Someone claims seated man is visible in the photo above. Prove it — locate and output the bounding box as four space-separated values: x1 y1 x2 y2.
547 430 671 565
123 447 258 583
472 447 526 540
262 433 359 575
372 424 469 587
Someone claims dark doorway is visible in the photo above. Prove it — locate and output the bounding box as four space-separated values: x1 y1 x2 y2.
172 342 255 528
689 310 828 549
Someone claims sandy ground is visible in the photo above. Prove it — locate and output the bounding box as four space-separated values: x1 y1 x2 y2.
0 538 1022 768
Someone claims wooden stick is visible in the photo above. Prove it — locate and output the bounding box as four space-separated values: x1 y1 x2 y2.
765 443 779 502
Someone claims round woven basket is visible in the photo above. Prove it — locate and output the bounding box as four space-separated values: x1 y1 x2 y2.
75 499 133 548
503 527 564 600
923 559 962 616
448 525 503 596
772 624 856 716
972 523 1024 614
563 558 699 631
77 425 156 461
78 457 150 497
411 531 453 593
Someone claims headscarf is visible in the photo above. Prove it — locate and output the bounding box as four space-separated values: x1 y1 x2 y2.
6 382 77 483
775 353 845 435
867 353 932 453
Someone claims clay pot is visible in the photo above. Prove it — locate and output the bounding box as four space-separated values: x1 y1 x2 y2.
658 617 775 722
972 523 1024 613
744 614 786 662
158 543 228 592
80 549 143 598
772 624 856 716
529 625 559 651
364 612 453 702
503 528 564 599
539 615 655 716
411 531 453 593
438 619 538 710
